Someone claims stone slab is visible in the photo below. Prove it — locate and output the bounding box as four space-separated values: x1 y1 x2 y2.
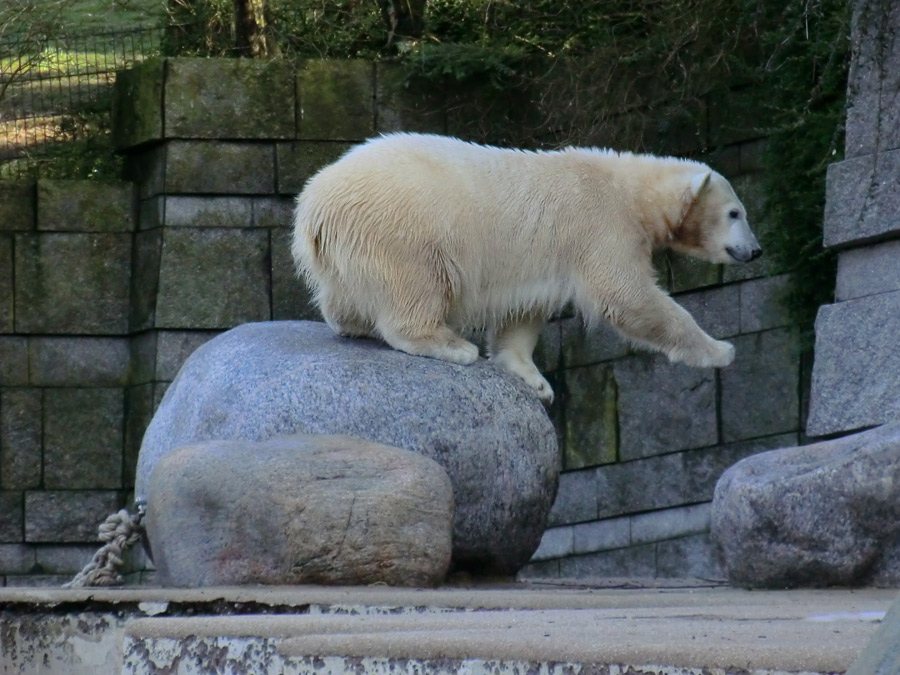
0 389 42 490
546 469 598 527
0 337 27 385
35 545 98 575
164 141 276 195
0 543 35 574
529 527 574 562
375 62 447 135
251 196 293 228
297 60 375 141
823 149 900 249
657 533 723 579
125 384 155 490
130 228 162 332
719 328 800 443
162 196 252 228
165 58 295 140
155 228 271 329
24 491 122 543
43 388 124 490
0 492 23 542
112 58 165 151
572 518 630 555
738 274 792 333
270 228 320 322
675 284 741 338
0 181 36 232
556 544 657 579
0 234 11 332
614 355 717 460
275 141 354 195
28 337 130 386
37 180 135 232
836 239 900 300
14 232 132 335
807 291 900 436
560 316 630 366
843 0 900 159
549 433 797 525
561 364 617 470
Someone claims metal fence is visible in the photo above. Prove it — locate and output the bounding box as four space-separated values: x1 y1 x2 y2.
0 26 164 174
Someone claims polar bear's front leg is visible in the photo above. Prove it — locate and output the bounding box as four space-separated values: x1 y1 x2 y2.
604 285 735 369
488 316 554 403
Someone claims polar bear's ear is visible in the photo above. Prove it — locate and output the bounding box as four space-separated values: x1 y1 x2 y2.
689 171 711 199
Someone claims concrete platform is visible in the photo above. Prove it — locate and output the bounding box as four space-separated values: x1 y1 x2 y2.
0 581 896 674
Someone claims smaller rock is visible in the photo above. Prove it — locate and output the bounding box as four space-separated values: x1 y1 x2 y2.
146 434 454 588
711 422 900 588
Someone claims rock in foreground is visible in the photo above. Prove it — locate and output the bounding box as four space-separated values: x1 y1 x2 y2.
137 321 559 575
146 434 454 587
712 422 900 587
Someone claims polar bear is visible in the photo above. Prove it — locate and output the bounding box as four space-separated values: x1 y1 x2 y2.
292 133 761 403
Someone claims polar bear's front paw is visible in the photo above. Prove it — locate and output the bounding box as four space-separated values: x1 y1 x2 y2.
700 339 735 368
525 373 555 405
670 338 735 369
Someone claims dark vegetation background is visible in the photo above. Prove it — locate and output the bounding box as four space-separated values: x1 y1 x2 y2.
1 0 851 338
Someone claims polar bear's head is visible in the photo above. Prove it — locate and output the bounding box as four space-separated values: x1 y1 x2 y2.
672 171 762 265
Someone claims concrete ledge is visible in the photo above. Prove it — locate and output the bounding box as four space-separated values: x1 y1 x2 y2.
1 584 893 675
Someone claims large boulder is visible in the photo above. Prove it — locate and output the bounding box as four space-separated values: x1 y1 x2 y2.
137 320 559 575
146 434 454 587
711 422 900 587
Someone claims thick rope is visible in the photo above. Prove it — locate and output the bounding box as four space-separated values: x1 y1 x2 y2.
63 504 146 588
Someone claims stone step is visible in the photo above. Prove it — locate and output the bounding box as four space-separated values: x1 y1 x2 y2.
65 584 890 675
1 584 894 674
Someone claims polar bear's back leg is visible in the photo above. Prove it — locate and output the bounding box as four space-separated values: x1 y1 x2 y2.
317 282 374 338
368 247 479 365
311 237 478 364
488 316 554 402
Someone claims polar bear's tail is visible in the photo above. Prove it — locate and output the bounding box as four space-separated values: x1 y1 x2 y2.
290 192 320 280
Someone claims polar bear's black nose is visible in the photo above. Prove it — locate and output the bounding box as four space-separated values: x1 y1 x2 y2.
750 247 763 261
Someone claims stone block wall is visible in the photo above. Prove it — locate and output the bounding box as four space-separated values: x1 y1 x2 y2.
0 56 807 584
0 179 137 584
806 0 900 438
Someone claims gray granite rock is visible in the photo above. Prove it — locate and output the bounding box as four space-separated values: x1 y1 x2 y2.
146 434 453 587
807 291 900 437
136 320 559 575
711 422 900 587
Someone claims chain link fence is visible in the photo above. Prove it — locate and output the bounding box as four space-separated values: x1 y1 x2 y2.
0 26 164 177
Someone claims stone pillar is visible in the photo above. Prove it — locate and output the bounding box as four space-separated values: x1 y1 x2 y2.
806 0 900 437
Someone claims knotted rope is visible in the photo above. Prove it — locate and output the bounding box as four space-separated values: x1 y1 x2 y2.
63 504 146 588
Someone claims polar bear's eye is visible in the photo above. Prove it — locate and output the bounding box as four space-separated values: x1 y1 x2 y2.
729 209 741 219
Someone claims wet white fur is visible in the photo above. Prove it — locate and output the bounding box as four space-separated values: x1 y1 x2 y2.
291 133 760 402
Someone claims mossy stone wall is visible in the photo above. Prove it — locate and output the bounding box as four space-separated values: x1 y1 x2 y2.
0 56 806 584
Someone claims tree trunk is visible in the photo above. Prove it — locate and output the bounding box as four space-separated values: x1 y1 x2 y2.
234 0 268 57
